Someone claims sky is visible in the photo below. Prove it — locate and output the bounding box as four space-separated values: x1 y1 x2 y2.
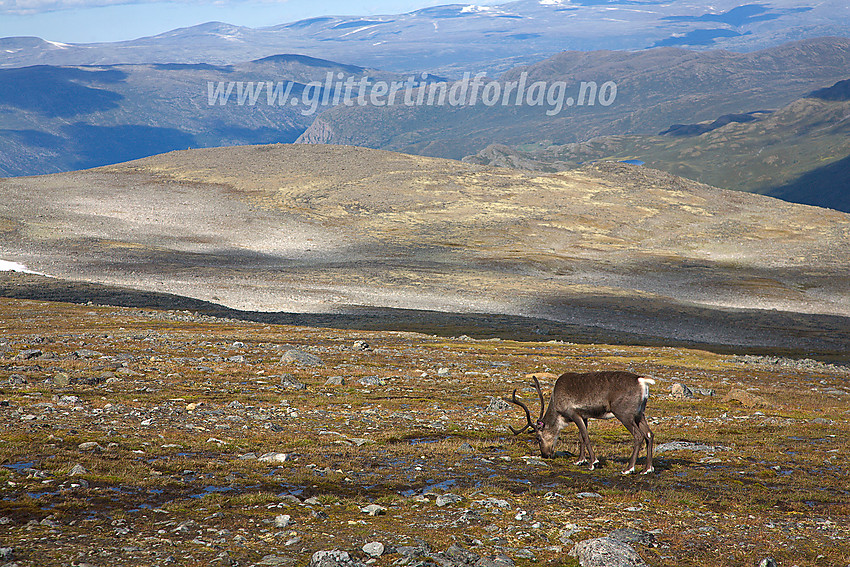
0 0 501 43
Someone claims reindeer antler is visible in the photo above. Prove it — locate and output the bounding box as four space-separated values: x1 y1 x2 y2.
506 376 547 435
506 389 535 434
531 375 546 423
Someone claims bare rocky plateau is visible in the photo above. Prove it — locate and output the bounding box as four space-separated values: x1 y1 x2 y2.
1 143 849 358
1 145 849 567
0 297 848 567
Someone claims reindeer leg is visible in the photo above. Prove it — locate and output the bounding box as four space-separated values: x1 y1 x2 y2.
574 417 593 466
571 414 597 470
618 416 642 475
637 414 654 474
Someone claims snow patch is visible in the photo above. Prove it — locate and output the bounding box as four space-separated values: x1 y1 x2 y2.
0 260 47 276
461 5 494 13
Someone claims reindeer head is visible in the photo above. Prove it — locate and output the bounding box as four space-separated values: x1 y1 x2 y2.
506 376 558 458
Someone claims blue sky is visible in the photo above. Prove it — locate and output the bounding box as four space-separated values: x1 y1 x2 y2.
0 0 497 43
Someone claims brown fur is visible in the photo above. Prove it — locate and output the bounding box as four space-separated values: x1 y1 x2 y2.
508 371 655 474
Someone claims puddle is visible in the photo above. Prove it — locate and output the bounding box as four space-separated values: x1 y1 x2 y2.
400 478 458 498
25 491 58 499
3 461 36 474
786 437 835 444
191 485 234 499
408 437 449 445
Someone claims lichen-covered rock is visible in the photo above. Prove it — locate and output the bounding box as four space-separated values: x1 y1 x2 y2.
280 349 324 367
309 550 367 567
569 537 647 567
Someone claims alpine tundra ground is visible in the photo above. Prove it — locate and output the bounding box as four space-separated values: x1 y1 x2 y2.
1 294 848 567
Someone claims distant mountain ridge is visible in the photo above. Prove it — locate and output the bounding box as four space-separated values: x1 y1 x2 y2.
4 37 850 183
464 79 850 212
2 0 849 75
295 37 850 162
0 55 434 177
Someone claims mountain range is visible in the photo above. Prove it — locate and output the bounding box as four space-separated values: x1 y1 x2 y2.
0 55 435 176
465 78 850 212
2 0 849 76
295 38 850 159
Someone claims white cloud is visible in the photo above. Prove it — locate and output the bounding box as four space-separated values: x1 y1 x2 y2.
0 0 289 16
1 0 145 15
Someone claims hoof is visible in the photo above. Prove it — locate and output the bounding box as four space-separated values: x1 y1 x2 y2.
641 466 655 475
575 459 588 466
621 467 636 475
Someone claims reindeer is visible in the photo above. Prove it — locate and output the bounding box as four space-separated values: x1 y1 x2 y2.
506 371 655 474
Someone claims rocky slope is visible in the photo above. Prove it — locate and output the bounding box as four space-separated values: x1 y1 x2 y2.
2 144 849 355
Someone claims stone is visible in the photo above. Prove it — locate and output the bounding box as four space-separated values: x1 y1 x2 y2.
396 543 430 558
362 542 384 557
255 554 292 566
361 504 386 516
474 497 511 509
280 349 324 367
448 544 481 563
8 374 26 386
69 464 88 476
608 528 656 547
569 537 647 567
274 514 290 528
173 520 198 534
309 550 367 567
670 383 693 399
576 492 603 499
74 349 102 359
435 493 463 507
655 441 731 453
279 375 307 390
52 372 71 387
259 452 289 463
757 559 777 567
475 555 514 567
484 396 510 413
78 441 104 451
16 348 43 360
357 376 385 387
691 387 715 397
353 340 371 351
324 376 345 386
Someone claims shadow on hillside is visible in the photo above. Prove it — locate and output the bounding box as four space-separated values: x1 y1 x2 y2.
3 272 849 364
768 154 850 213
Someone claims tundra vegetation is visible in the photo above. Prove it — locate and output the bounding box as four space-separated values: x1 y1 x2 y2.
1 296 848 566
